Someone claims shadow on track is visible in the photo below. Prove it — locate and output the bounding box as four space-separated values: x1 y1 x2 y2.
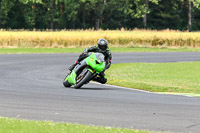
65 87 119 91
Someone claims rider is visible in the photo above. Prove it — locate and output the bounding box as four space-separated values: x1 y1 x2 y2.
69 38 112 84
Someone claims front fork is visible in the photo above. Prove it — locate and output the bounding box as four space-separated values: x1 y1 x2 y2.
74 60 87 75
74 60 100 84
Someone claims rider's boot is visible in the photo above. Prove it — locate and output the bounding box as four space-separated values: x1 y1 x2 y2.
92 76 107 84
69 61 79 71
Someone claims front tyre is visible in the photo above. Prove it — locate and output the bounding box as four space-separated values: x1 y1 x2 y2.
74 70 93 89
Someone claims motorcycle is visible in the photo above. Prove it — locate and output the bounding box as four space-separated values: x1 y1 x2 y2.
63 52 105 89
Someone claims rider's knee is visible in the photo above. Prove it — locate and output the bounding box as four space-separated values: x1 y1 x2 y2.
93 76 107 84
101 78 107 84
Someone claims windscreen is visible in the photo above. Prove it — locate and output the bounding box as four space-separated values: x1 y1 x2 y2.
95 53 105 63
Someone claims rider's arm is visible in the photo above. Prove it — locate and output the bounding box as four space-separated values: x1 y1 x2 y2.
83 45 98 53
105 50 112 70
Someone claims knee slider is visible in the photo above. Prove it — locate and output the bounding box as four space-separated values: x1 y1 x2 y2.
101 78 107 84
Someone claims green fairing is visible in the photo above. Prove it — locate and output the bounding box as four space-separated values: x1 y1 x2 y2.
65 70 76 85
88 68 94 73
85 53 105 73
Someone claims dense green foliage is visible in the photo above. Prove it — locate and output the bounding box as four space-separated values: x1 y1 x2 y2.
0 0 200 31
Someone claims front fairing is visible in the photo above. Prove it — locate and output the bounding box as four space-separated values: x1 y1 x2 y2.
85 53 105 73
65 70 76 85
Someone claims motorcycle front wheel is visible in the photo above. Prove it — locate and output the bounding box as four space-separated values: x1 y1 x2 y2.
74 70 93 89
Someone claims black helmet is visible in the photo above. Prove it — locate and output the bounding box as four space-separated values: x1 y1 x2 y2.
97 39 108 52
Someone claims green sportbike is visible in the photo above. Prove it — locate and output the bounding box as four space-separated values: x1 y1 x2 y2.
63 52 105 89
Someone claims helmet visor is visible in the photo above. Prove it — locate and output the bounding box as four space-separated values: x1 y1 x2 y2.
99 45 107 51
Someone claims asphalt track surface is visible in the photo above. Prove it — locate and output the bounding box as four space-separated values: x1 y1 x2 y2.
0 52 200 133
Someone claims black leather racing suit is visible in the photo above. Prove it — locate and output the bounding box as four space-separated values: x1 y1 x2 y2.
77 45 112 84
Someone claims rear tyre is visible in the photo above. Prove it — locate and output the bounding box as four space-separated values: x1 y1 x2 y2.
74 70 93 89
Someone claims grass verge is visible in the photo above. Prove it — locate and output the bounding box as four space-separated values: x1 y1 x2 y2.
0 117 155 133
0 47 200 54
106 62 200 96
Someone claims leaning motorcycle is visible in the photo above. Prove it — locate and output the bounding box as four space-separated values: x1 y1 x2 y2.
63 52 105 89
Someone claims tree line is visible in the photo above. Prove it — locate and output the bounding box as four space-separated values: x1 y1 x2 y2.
0 0 200 31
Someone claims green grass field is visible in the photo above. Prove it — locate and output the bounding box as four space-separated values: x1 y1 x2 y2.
106 62 200 96
0 47 200 54
0 117 155 133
